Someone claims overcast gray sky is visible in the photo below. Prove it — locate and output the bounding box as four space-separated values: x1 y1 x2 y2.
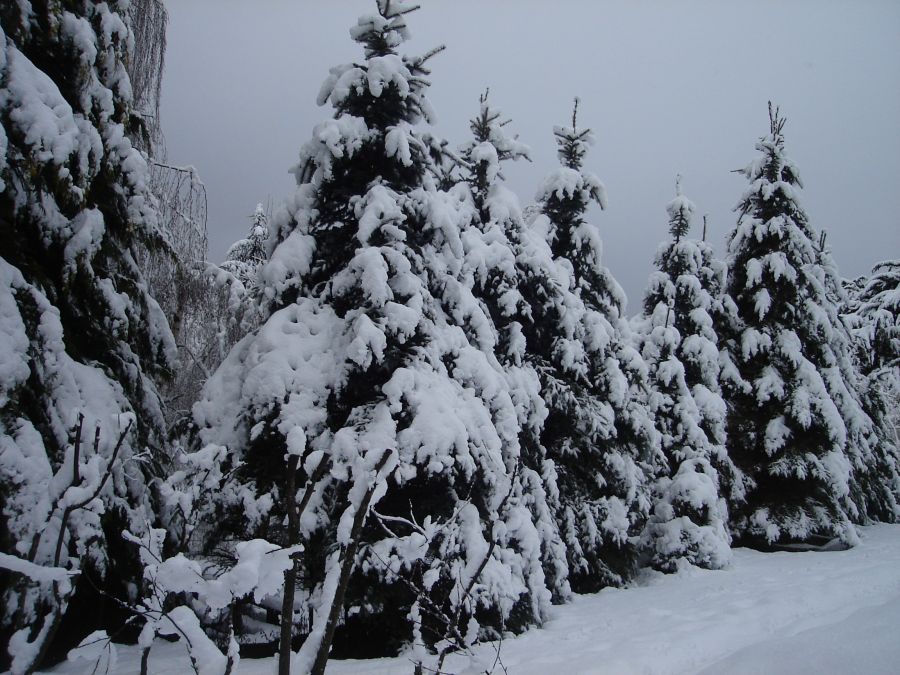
161 0 900 311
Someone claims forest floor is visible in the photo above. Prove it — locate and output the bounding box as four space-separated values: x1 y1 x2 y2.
41 524 900 674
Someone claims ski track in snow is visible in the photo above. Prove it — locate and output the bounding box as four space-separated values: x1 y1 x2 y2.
40 524 900 675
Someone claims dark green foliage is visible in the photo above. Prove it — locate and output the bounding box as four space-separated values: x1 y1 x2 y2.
0 4 175 669
530 102 660 591
723 105 898 547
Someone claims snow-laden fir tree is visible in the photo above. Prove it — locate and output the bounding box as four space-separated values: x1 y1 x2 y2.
840 258 900 520
221 203 270 290
454 94 570 600
842 275 867 314
0 3 175 672
635 177 743 571
530 101 660 590
723 104 900 548
184 2 557 667
846 260 900 378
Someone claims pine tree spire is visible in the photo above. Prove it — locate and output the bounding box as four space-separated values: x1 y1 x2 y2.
666 174 694 241
537 99 612 312
461 90 530 222
350 0 418 57
554 97 594 170
316 0 442 132
468 89 528 162
768 100 787 138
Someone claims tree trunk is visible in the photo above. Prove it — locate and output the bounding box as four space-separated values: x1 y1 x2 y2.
279 454 331 675
310 451 390 675
278 456 300 675
140 645 151 675
278 559 298 675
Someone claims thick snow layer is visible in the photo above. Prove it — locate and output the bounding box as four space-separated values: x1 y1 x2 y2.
37 524 900 674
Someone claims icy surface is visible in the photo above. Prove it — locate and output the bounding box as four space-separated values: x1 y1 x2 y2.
37 524 900 674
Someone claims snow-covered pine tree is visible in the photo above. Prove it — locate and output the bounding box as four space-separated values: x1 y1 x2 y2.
723 104 899 548
841 258 900 521
815 244 900 537
0 3 175 672
457 92 532 349
848 260 900 377
530 100 660 591
635 177 741 571
221 203 270 290
842 274 867 314
455 93 570 600
187 2 555 667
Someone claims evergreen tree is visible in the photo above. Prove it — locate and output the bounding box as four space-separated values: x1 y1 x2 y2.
723 104 899 548
456 91 532 369
0 3 175 671
636 177 742 571
530 101 661 590
455 94 570 600
187 2 555 667
221 203 270 290
842 258 900 520
841 274 867 313
848 260 900 377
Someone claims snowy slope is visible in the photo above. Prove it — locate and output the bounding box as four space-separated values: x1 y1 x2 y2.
42 524 900 675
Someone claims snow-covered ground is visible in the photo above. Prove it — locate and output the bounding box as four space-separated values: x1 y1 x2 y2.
44 524 900 675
